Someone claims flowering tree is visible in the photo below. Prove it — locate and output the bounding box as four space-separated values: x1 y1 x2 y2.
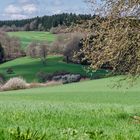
82 0 140 76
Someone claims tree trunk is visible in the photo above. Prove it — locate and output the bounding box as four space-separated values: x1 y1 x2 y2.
66 56 69 63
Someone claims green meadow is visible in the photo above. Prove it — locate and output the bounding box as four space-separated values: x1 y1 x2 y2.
0 56 108 82
0 56 86 82
8 31 56 48
0 77 140 139
0 31 139 139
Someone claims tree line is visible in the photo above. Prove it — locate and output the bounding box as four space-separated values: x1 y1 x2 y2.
0 13 94 32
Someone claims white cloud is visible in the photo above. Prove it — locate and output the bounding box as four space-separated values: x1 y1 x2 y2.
3 1 38 20
22 4 37 14
1 0 90 20
4 4 22 14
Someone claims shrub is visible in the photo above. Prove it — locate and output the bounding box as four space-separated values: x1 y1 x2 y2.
6 67 14 74
62 74 81 84
1 77 27 91
36 71 82 84
0 73 5 84
52 75 62 81
47 73 82 84
36 71 54 83
91 75 103 80
36 71 71 83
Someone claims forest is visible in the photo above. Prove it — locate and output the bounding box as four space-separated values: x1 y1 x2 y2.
0 13 94 31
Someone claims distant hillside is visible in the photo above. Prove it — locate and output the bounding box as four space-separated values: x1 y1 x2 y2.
0 13 95 32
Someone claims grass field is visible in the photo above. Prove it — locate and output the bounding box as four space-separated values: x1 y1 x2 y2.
0 56 87 82
0 77 140 139
8 31 56 48
3 31 140 139
0 56 108 82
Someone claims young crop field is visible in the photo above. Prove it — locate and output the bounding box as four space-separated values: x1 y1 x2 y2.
0 77 140 139
8 31 56 48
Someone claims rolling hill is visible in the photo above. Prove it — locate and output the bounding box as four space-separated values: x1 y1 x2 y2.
8 31 56 48
0 56 88 82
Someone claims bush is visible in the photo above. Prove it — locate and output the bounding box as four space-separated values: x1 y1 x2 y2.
36 71 82 84
51 71 71 81
1 77 27 91
52 75 62 81
36 71 48 83
6 67 14 74
36 71 70 83
62 74 81 84
0 73 5 84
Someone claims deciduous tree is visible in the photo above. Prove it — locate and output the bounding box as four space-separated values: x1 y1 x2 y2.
82 0 140 75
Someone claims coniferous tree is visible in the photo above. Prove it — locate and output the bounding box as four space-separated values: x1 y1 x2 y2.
0 13 94 31
0 43 4 63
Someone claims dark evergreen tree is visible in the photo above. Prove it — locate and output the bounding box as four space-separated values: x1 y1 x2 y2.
0 13 94 31
0 43 4 63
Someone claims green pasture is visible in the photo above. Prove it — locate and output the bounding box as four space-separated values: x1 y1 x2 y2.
8 31 56 48
0 56 108 82
0 77 140 139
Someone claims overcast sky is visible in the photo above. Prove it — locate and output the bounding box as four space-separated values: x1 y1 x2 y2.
0 0 91 20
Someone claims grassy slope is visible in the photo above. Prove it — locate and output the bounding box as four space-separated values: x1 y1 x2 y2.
0 77 140 139
0 56 88 82
3 31 139 139
8 31 56 48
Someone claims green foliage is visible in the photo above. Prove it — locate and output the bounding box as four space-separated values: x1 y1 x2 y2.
9 127 45 140
36 71 49 83
85 129 108 140
36 71 71 83
6 67 14 74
